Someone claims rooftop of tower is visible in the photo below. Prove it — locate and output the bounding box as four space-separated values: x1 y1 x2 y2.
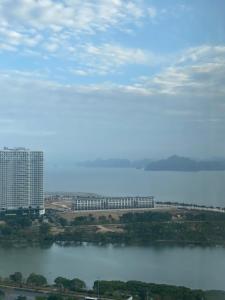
2 147 30 151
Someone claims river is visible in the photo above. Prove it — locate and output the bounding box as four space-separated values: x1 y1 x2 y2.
0 244 225 290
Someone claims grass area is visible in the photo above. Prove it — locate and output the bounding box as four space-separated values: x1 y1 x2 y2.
1 209 225 247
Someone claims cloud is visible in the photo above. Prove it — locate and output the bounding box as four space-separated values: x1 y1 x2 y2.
0 0 157 54
147 7 157 18
137 45 225 96
0 0 161 78
70 43 156 75
0 24 42 49
178 45 225 64
0 58 224 122
1 44 224 99
0 60 225 159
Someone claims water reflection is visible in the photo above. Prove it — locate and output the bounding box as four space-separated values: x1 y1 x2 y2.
0 243 225 290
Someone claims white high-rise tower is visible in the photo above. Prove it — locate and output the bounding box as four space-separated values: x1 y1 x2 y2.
0 147 44 215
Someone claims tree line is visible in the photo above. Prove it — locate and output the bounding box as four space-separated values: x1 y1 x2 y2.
2 210 225 247
0 272 206 300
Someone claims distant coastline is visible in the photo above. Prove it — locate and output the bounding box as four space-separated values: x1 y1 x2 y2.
76 155 225 172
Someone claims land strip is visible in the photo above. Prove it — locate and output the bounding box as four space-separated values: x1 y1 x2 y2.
1 205 225 247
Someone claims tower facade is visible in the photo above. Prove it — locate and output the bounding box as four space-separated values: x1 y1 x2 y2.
0 148 44 214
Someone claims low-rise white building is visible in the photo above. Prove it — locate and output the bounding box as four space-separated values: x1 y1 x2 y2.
72 195 154 211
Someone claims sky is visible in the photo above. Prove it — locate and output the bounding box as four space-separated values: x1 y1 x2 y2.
0 0 225 162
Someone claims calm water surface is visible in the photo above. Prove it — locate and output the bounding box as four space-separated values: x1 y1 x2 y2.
46 167 225 206
0 244 225 290
2 169 224 291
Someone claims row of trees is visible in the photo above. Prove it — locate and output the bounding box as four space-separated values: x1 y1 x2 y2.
0 213 53 247
54 209 225 229
92 280 205 300
1 272 86 291
0 273 207 300
1 272 47 287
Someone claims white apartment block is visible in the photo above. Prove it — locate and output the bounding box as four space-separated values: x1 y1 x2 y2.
73 195 154 211
0 147 44 215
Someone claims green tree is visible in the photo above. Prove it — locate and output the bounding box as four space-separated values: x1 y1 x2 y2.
70 278 86 291
0 289 5 300
54 276 86 292
9 272 23 283
54 277 71 290
16 296 27 300
39 223 51 235
0 225 12 235
58 218 68 227
27 273 47 287
47 295 63 300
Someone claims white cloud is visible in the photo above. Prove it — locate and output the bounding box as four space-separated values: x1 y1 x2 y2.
147 7 157 18
0 0 157 55
71 69 89 76
45 42 59 53
1 44 224 96
178 45 225 64
0 1 160 78
138 45 225 96
0 25 42 50
1 43 224 98
0 64 225 158
69 43 157 75
0 42 16 51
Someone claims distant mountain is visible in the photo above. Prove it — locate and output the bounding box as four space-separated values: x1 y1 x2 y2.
76 156 225 171
145 155 225 171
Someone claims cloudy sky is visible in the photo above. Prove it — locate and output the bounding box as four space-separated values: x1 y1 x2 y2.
0 0 225 162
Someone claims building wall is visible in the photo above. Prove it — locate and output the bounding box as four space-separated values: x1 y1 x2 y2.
30 151 44 209
73 196 154 211
0 148 44 213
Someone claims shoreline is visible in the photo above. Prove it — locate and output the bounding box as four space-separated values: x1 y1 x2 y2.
0 274 225 300
1 237 225 249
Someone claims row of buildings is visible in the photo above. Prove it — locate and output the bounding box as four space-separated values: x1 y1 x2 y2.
0 147 154 214
72 195 154 211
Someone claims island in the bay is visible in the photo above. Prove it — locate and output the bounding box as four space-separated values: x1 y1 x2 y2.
76 155 225 171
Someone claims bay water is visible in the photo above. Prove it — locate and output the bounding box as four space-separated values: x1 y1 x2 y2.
1 168 225 291
0 244 225 290
46 167 225 207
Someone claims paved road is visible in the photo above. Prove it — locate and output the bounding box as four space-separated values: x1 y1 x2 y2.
0 284 114 300
156 202 225 213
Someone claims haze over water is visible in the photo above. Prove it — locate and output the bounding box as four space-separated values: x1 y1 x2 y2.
46 167 225 207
